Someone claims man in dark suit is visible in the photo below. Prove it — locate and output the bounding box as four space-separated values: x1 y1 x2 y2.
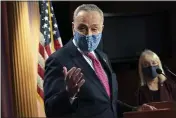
44 4 156 118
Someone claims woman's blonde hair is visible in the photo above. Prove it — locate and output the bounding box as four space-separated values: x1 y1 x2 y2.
138 49 166 86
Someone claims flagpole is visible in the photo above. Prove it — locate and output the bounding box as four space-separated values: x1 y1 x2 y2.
48 1 55 53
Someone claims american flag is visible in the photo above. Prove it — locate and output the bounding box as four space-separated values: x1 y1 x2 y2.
38 1 63 101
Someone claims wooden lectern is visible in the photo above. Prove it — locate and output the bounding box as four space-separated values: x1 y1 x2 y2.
124 102 176 118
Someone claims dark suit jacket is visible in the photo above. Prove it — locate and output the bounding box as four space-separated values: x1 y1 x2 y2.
44 40 134 118
137 76 176 106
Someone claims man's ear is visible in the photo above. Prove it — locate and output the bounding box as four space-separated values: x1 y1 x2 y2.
101 25 104 32
72 22 75 35
72 22 74 29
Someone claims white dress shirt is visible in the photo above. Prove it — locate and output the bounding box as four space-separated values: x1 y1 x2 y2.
72 39 97 70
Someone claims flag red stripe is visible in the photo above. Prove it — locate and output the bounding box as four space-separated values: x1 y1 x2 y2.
45 45 52 56
39 43 45 58
54 39 62 50
38 64 44 79
37 86 44 99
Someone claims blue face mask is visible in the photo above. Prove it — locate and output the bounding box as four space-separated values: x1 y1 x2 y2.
142 65 159 79
73 31 102 52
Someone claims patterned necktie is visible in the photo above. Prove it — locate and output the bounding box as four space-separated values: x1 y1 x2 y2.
86 52 110 97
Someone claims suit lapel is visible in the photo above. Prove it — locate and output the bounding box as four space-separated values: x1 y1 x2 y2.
67 41 110 100
95 50 113 75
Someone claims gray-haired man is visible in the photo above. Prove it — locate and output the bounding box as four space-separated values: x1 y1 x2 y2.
44 4 156 118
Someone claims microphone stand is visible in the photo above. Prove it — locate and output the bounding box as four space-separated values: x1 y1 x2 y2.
164 65 176 77
157 66 176 83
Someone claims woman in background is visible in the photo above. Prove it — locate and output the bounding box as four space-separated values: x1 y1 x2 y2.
137 49 176 105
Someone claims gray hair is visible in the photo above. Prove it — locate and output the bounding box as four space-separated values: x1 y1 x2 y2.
73 4 104 23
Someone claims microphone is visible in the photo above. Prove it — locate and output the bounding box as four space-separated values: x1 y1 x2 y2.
156 68 168 84
156 68 167 78
163 65 176 77
156 68 176 83
156 68 163 74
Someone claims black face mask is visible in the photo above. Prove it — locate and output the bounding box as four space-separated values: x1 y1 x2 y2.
142 65 159 79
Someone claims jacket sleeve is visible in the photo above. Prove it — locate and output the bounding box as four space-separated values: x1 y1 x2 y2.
44 55 73 117
117 100 137 117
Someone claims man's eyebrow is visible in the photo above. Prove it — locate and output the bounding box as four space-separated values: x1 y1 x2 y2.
78 23 101 28
78 23 88 27
91 24 99 27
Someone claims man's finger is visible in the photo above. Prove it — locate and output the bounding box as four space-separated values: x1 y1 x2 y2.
72 68 82 82
73 74 84 88
74 68 82 77
77 78 85 88
63 66 67 77
74 73 83 85
67 67 77 80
